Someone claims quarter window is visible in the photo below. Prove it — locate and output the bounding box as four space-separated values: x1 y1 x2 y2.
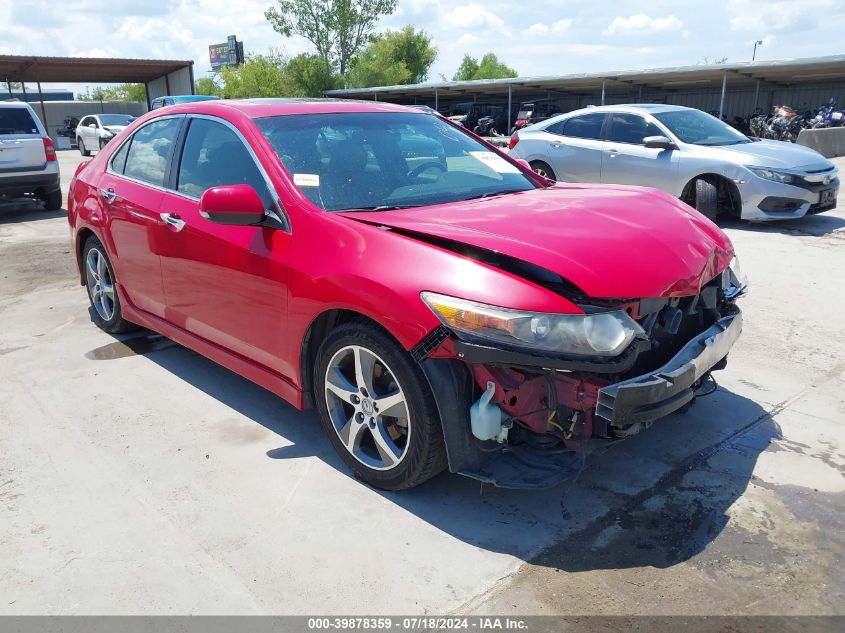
110 141 130 174
606 113 663 144
176 118 270 202
123 118 181 187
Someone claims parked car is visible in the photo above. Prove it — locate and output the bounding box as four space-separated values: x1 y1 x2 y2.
510 101 561 133
150 95 221 109
75 114 136 156
0 101 61 210
509 104 839 221
68 99 745 490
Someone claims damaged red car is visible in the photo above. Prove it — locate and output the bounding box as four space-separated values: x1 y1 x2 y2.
68 99 746 490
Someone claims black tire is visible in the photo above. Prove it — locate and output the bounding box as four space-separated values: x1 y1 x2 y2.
530 160 557 181
694 178 719 221
78 137 90 157
42 189 63 211
99 137 105 151
314 320 448 490
81 236 136 334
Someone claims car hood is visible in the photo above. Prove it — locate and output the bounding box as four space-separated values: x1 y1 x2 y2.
340 184 733 299
694 139 834 171
103 125 128 134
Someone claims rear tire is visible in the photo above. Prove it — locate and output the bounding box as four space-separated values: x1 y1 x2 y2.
42 189 63 211
82 236 136 334
530 160 557 181
314 320 447 490
694 178 719 221
78 137 90 157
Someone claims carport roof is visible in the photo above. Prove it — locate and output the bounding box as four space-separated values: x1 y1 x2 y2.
325 54 845 100
0 54 193 84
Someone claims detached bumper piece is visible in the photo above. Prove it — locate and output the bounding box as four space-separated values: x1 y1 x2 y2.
596 311 742 435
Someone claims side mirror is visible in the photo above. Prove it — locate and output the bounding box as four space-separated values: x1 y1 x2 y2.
199 184 266 226
88 123 97 128
643 135 676 150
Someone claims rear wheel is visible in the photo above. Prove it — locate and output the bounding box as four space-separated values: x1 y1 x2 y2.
78 137 90 157
530 161 557 181
82 236 136 334
694 178 719 221
314 321 447 490
42 189 62 211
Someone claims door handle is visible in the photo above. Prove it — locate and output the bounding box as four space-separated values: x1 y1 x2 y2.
100 188 117 203
606 148 619 157
160 212 186 232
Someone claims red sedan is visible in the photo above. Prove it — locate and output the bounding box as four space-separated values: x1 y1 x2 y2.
68 99 746 490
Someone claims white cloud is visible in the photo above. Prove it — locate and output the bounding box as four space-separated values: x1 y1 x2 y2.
604 14 683 36
441 3 509 36
456 33 479 45
552 19 573 33
526 23 550 35
727 0 840 31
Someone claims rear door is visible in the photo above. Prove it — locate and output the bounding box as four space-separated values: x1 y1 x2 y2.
544 112 607 182
600 112 678 191
96 116 184 318
157 115 291 373
0 106 47 172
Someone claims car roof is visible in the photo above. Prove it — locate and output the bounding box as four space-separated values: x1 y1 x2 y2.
567 104 692 116
0 101 35 109
160 98 416 118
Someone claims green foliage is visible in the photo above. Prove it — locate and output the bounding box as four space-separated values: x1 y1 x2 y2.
285 53 337 96
83 84 147 102
264 0 398 75
218 53 287 98
452 52 517 81
195 77 222 97
348 26 436 88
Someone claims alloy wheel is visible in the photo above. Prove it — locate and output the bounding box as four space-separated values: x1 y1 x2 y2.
323 345 411 470
85 247 116 321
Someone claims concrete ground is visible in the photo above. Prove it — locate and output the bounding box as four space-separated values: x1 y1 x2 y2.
1 150 843 615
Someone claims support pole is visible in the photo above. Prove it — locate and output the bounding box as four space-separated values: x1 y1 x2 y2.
638 84 643 101
507 84 512 133
37 81 48 135
6 80 12 99
434 88 438 112
144 83 151 111
601 79 606 105
753 79 760 112
165 73 171 96
718 71 727 119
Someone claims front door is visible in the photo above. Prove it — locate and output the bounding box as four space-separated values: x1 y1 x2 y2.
600 112 678 192
157 116 291 375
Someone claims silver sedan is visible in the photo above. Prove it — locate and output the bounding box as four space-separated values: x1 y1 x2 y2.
509 104 839 221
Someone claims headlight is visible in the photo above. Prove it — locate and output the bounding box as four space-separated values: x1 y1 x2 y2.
421 292 644 357
723 254 748 298
749 167 795 184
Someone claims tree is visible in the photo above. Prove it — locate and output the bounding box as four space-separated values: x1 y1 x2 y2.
264 0 398 77
452 53 517 81
83 84 147 102
452 54 479 81
195 77 222 97
382 26 436 84
284 53 337 96
218 53 286 98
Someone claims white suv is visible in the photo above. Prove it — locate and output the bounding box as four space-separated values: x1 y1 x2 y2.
75 113 135 156
0 102 61 210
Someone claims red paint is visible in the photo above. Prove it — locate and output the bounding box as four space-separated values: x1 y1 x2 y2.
68 99 735 411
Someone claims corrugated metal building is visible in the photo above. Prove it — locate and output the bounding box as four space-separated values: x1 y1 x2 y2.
326 55 845 131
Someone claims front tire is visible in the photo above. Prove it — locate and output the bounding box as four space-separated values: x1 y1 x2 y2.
694 178 719 221
82 236 136 334
314 320 447 490
78 137 90 157
530 160 557 181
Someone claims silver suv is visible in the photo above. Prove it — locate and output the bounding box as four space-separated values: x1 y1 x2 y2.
510 104 839 221
0 102 62 210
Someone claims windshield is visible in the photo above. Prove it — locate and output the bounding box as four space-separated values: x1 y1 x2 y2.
99 114 135 126
654 109 750 146
255 112 537 212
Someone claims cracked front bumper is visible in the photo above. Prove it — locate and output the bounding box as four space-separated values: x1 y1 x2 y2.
596 311 743 432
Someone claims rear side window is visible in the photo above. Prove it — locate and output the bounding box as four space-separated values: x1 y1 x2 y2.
606 113 663 144
176 118 270 202
123 118 181 186
0 108 39 134
110 141 130 174
558 113 606 140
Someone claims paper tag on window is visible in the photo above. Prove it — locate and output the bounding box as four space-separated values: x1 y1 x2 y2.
294 173 320 187
469 151 520 174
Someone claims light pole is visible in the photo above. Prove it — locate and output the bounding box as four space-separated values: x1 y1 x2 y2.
752 39 763 61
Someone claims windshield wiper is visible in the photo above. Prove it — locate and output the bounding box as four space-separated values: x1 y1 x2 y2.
462 189 525 201
337 204 420 212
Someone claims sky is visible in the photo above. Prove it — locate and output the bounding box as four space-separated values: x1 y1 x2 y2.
2 0 845 94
